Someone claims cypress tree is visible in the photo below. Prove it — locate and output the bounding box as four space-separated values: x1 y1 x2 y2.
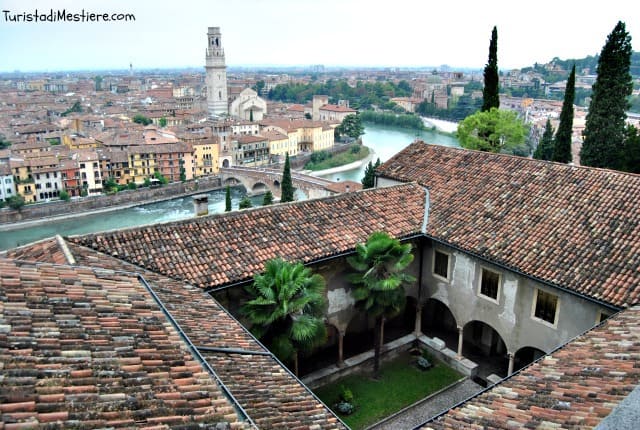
552 64 576 163
534 119 555 161
262 190 274 205
280 153 294 203
482 26 500 112
580 21 633 170
224 185 232 212
238 195 252 209
361 161 375 189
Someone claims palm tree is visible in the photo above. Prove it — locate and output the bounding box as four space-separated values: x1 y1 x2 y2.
241 258 327 375
347 231 416 379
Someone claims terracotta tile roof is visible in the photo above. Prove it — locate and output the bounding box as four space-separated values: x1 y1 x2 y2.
377 141 640 307
0 258 246 429
68 184 426 290
1 236 72 266
203 352 344 430
65 242 347 429
423 305 640 429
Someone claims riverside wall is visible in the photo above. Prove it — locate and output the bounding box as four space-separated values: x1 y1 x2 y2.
0 177 222 225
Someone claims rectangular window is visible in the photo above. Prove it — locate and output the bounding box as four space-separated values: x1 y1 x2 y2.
480 268 500 301
533 289 559 325
433 250 449 279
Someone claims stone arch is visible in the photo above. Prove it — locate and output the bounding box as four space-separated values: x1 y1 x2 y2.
222 159 230 168
422 298 458 351
273 179 280 188
343 312 373 360
383 296 417 343
251 182 269 194
513 346 546 373
223 177 240 186
462 320 509 382
299 322 339 377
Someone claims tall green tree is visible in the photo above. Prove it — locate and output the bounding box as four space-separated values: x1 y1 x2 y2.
347 231 415 379
534 119 555 161
552 64 576 163
281 153 294 203
482 26 500 112
224 185 232 212
241 258 327 375
337 114 365 140
580 21 633 170
457 108 528 153
361 158 381 189
159 117 168 128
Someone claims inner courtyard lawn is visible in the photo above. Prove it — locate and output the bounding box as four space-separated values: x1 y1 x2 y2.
313 352 462 430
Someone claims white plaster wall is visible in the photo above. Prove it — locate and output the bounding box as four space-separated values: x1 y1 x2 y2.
422 241 615 354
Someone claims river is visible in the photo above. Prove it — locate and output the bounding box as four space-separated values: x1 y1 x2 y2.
0 123 458 251
317 122 459 182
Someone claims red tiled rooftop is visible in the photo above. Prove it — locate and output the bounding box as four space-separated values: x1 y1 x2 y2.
0 258 246 429
68 184 426 290
377 141 640 307
66 241 347 429
423 305 640 429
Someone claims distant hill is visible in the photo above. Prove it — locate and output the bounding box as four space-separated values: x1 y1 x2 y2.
520 52 640 82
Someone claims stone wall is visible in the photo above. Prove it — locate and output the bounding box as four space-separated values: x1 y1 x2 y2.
0 177 221 225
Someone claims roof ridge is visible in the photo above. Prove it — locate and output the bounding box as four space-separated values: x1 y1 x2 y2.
410 140 640 178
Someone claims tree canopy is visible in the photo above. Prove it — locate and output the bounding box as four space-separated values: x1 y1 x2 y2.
347 231 415 378
241 258 327 375
580 21 633 170
238 195 252 209
132 114 152 126
337 114 364 140
457 108 528 153
361 158 381 189
533 119 555 161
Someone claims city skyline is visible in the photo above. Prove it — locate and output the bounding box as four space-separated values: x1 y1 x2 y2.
0 0 638 73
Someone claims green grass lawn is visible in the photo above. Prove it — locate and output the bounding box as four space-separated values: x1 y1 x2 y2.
304 145 370 171
313 353 462 430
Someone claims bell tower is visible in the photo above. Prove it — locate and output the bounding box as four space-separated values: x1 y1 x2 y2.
205 27 228 117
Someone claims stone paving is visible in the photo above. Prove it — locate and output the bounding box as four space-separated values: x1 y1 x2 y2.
369 379 484 430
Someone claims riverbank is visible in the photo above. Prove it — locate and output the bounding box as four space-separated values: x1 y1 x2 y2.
0 180 225 231
304 150 374 177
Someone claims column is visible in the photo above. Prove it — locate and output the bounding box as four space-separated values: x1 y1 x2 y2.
414 305 423 337
508 352 515 375
457 326 464 357
337 330 345 367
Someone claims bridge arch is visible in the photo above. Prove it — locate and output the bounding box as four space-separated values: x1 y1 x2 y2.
251 182 269 194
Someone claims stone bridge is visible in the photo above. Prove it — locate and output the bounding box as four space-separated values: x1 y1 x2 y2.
219 166 342 199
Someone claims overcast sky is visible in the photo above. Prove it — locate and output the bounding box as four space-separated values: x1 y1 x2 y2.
1 0 638 72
